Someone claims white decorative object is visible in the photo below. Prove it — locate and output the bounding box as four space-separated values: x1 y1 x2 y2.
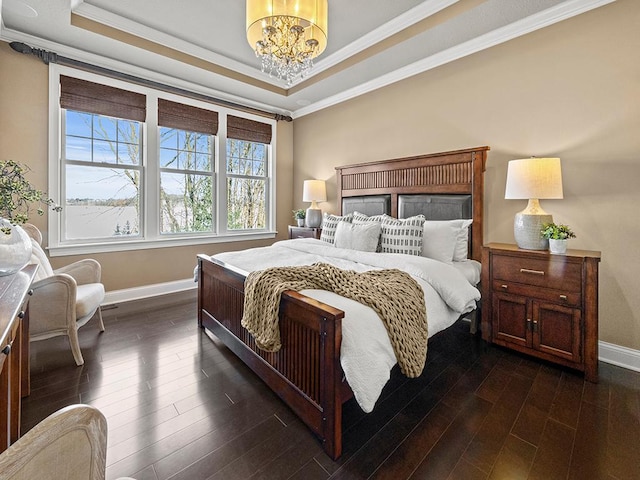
549 238 568 254
303 179 326 228
297 218 305 227
0 219 33 276
246 0 328 85
505 157 564 250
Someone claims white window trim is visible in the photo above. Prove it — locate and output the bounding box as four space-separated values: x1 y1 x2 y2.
48 64 277 257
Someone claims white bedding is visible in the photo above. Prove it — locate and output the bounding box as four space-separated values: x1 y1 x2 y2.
212 238 480 412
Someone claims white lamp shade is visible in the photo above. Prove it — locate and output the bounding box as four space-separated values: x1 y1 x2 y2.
302 179 327 202
505 158 563 200
246 0 328 57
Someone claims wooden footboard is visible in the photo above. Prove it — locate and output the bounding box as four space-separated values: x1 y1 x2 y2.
197 254 347 459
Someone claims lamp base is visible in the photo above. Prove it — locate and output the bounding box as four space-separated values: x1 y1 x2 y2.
514 213 552 250
305 208 322 228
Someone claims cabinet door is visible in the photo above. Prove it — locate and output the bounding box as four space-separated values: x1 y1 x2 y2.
492 292 530 348
532 301 582 363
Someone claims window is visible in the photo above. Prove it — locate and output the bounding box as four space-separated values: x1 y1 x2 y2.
50 67 276 255
159 127 214 234
64 110 142 240
157 99 217 234
226 115 272 230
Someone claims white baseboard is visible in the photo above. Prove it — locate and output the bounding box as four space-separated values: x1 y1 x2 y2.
102 279 640 373
599 341 640 372
103 277 196 305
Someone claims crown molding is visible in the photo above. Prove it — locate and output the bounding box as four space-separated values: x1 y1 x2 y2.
71 0 461 89
71 1 269 85
293 0 617 119
310 0 460 77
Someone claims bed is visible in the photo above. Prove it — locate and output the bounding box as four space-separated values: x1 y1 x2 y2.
197 146 489 459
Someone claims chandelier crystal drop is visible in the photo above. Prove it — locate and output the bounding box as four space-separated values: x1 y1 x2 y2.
246 1 328 85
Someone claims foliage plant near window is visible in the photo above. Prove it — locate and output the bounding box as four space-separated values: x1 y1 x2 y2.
541 223 576 240
0 159 60 234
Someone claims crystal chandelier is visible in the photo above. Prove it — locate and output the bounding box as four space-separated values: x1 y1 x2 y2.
246 0 328 85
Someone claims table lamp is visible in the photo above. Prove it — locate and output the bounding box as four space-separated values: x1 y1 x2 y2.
303 179 326 228
505 157 563 250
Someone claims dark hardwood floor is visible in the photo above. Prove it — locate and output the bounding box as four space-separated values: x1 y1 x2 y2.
23 300 640 480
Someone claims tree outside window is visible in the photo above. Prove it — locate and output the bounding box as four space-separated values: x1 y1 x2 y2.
226 139 267 230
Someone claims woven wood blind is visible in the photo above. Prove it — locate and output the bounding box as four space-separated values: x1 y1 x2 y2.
59 75 146 122
158 98 219 135
227 115 272 144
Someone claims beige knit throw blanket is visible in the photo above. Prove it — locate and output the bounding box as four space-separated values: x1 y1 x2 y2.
241 263 428 378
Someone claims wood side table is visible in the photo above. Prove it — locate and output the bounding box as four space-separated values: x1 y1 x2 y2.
288 226 322 240
481 243 601 382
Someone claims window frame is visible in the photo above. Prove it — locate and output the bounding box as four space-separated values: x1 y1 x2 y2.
225 138 270 232
48 65 277 256
61 109 145 242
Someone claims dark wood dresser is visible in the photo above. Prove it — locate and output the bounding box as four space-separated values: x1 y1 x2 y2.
481 243 601 382
0 264 37 452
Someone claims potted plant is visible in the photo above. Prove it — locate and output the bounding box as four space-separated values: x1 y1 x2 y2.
293 209 306 227
0 160 61 275
541 222 576 254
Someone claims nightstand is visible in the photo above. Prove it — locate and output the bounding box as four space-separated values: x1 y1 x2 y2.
288 225 322 239
481 243 601 382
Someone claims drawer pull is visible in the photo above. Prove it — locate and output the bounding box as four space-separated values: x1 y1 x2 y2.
520 268 545 276
501 284 508 290
532 320 539 333
526 318 532 330
559 294 568 301
18 311 25 319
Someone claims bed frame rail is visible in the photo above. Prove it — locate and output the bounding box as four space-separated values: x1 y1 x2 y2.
197 255 346 459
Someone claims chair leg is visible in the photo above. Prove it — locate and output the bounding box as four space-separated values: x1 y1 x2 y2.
68 326 85 366
97 307 105 332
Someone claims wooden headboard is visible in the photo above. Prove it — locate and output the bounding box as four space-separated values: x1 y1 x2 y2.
335 146 489 262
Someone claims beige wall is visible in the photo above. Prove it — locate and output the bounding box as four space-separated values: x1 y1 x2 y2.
2 1 638 351
0 41 294 291
293 0 640 351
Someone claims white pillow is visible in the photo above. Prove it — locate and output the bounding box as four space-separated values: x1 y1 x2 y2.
334 221 382 252
320 213 353 244
351 211 389 251
352 211 389 224
380 215 425 256
452 219 473 261
422 219 473 263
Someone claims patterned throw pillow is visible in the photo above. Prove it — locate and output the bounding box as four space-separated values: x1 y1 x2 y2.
380 215 425 255
352 211 389 224
320 213 353 244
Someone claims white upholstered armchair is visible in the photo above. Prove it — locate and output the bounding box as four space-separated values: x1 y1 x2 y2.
23 224 105 366
0 404 107 480
0 404 137 480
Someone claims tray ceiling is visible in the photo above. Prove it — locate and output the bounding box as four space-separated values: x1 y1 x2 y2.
0 0 616 118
